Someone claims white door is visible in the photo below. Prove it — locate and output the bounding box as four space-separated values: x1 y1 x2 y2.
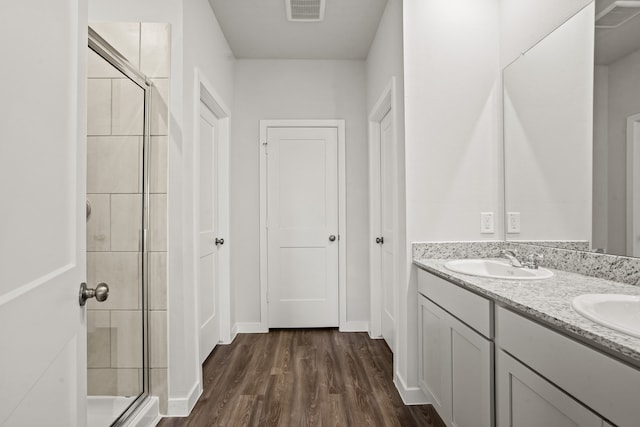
0 2 87 426
379 110 395 349
198 102 221 363
266 127 339 328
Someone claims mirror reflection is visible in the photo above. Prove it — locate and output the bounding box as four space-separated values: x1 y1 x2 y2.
594 0 640 256
504 1 640 257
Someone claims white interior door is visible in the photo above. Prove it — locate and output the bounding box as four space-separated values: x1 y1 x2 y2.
198 102 221 363
0 2 86 426
380 110 395 349
266 127 339 328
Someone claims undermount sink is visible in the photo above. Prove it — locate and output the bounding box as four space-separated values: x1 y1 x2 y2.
444 259 554 280
572 294 640 338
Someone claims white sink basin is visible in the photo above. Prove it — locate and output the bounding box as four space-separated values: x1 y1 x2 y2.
444 259 554 280
572 294 640 338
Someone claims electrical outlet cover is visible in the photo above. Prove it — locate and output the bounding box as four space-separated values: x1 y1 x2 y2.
507 212 521 233
480 212 494 234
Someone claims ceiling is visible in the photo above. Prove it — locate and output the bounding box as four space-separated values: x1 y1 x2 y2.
208 0 388 60
595 0 640 64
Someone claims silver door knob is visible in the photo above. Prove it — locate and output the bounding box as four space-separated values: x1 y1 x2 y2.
329 235 336 242
215 238 224 246
79 282 109 306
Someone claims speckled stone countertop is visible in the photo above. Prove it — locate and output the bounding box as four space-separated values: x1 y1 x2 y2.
414 258 640 366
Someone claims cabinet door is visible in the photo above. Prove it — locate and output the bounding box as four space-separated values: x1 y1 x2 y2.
419 294 452 425
450 316 492 427
496 350 602 427
419 294 492 427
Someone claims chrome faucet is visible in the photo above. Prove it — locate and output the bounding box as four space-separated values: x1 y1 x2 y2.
500 249 543 269
500 249 523 267
523 253 544 270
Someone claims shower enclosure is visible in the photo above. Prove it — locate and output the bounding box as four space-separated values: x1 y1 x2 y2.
86 27 151 426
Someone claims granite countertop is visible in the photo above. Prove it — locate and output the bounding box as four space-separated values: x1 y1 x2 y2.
414 258 640 366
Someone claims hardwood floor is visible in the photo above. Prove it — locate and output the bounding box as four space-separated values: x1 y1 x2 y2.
157 329 444 427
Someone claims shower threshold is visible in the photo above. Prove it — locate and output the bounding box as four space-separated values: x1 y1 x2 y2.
88 395 136 427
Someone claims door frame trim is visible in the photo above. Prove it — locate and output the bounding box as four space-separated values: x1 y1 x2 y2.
368 77 399 340
193 68 232 355
259 120 346 331
627 113 640 256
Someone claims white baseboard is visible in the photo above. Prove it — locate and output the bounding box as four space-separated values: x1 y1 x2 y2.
339 321 369 332
394 372 428 405
227 323 239 343
166 382 202 417
368 331 383 340
235 322 268 333
126 396 161 427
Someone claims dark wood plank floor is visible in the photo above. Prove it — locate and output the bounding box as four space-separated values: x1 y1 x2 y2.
157 329 444 427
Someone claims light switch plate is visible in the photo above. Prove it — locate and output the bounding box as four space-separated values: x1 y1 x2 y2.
480 212 494 234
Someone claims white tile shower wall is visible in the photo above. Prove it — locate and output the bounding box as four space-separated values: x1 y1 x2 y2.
87 136 141 193
86 23 169 411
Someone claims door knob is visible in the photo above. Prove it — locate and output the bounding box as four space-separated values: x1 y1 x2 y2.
79 282 109 306
329 235 336 242
376 237 384 244
215 237 224 246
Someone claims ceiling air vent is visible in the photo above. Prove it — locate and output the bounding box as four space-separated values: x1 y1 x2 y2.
286 0 325 22
595 1 640 29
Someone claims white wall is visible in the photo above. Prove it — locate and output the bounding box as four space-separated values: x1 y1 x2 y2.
174 0 235 414
366 0 404 114
402 0 501 396
89 0 235 415
231 59 369 328
500 0 592 67
364 0 412 398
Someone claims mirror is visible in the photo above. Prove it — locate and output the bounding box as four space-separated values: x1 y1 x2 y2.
504 1 640 257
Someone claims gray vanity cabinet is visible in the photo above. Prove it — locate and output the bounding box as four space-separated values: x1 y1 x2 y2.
417 270 493 427
496 350 602 427
496 306 640 427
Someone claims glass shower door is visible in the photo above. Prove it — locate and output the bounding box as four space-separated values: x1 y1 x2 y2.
86 29 150 427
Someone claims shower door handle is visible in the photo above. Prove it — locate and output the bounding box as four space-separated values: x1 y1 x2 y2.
79 282 109 306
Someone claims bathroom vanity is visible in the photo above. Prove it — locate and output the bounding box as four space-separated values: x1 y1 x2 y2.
415 258 640 427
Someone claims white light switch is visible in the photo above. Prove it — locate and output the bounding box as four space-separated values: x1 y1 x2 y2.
507 212 521 233
480 212 494 234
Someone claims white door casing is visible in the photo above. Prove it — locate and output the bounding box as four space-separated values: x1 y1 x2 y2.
368 78 399 345
0 1 87 426
259 120 346 330
627 113 640 256
380 110 396 349
197 102 221 363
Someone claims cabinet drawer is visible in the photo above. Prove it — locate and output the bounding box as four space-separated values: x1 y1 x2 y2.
418 269 492 338
496 306 640 427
